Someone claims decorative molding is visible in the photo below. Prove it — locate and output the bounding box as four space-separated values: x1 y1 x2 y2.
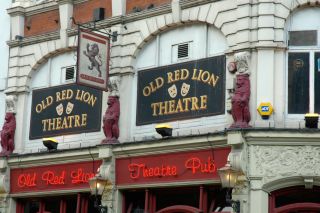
252 145 320 181
5 95 17 114
107 76 120 97
7 31 60 48
234 51 250 75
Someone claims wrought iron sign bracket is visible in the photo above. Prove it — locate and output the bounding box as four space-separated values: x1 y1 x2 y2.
71 17 118 42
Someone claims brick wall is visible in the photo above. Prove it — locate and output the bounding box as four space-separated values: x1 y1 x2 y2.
73 0 112 24
126 0 170 14
24 10 60 37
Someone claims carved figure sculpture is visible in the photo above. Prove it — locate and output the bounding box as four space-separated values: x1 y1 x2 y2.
102 96 120 144
83 43 102 77
230 75 251 128
0 113 16 156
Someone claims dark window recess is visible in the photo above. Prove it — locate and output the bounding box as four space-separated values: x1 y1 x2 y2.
288 52 309 114
93 8 105 22
289 30 317 46
65 67 75 80
315 52 320 113
178 43 189 59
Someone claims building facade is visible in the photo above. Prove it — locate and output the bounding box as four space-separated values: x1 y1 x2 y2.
0 0 320 213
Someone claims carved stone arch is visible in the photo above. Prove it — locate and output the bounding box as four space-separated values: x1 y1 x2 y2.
262 176 320 193
132 20 229 61
27 46 76 87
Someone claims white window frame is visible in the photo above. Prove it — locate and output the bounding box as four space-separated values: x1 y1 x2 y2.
286 46 319 118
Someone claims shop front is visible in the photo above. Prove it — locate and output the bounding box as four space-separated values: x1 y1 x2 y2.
116 147 231 213
11 160 101 213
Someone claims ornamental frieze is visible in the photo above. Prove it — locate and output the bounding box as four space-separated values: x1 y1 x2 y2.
251 145 320 181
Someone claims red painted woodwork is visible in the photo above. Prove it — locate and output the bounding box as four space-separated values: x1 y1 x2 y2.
11 161 101 194
274 203 320 213
270 186 320 213
156 205 201 213
116 148 230 185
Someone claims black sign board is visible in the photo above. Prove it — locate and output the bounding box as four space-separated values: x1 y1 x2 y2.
30 84 102 139
137 55 225 125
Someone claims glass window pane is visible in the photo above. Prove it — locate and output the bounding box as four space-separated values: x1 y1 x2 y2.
315 52 320 113
288 52 310 114
289 30 317 46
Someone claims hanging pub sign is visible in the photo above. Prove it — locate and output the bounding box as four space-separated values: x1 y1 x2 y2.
136 55 225 125
77 29 110 91
29 84 102 139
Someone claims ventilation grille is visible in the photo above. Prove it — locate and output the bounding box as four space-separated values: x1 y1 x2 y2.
65 66 75 81
178 43 189 59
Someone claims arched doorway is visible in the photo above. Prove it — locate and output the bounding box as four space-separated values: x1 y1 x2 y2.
269 186 320 213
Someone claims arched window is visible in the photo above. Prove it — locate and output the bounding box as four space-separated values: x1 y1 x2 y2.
286 8 320 115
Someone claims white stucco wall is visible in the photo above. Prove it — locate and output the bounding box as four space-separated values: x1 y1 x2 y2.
0 0 11 128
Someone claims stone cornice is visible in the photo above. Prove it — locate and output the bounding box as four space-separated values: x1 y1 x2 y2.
7 31 60 48
7 6 25 16
56 0 74 5
25 1 59 16
112 132 227 158
7 146 99 169
180 0 223 10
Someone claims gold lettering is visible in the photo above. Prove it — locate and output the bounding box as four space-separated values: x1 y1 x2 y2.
151 103 159 116
191 97 199 111
74 115 81 127
67 116 74 128
208 74 219 87
175 99 184 113
155 77 164 89
181 69 189 80
75 89 82 100
81 114 87 126
42 120 47 131
201 71 210 83
183 98 192 112
47 119 56 131
56 117 62 130
167 72 174 83
174 70 180 82
56 92 62 101
36 104 42 113
158 102 168 115
168 100 175 114
143 87 151 96
66 89 73 99
200 95 207 109
192 69 198 80
62 117 69 129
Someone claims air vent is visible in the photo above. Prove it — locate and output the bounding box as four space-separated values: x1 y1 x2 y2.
65 67 75 81
178 43 189 59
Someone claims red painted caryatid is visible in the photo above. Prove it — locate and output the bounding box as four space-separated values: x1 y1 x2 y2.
230 52 251 128
0 112 16 156
102 96 120 144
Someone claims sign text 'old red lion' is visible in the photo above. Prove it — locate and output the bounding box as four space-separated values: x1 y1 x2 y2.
11 161 101 194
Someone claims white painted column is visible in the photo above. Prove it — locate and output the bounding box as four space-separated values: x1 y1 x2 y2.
273 50 286 127
118 73 134 142
58 0 73 48
250 180 269 213
255 49 275 127
8 9 25 40
112 0 126 16
13 92 29 153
